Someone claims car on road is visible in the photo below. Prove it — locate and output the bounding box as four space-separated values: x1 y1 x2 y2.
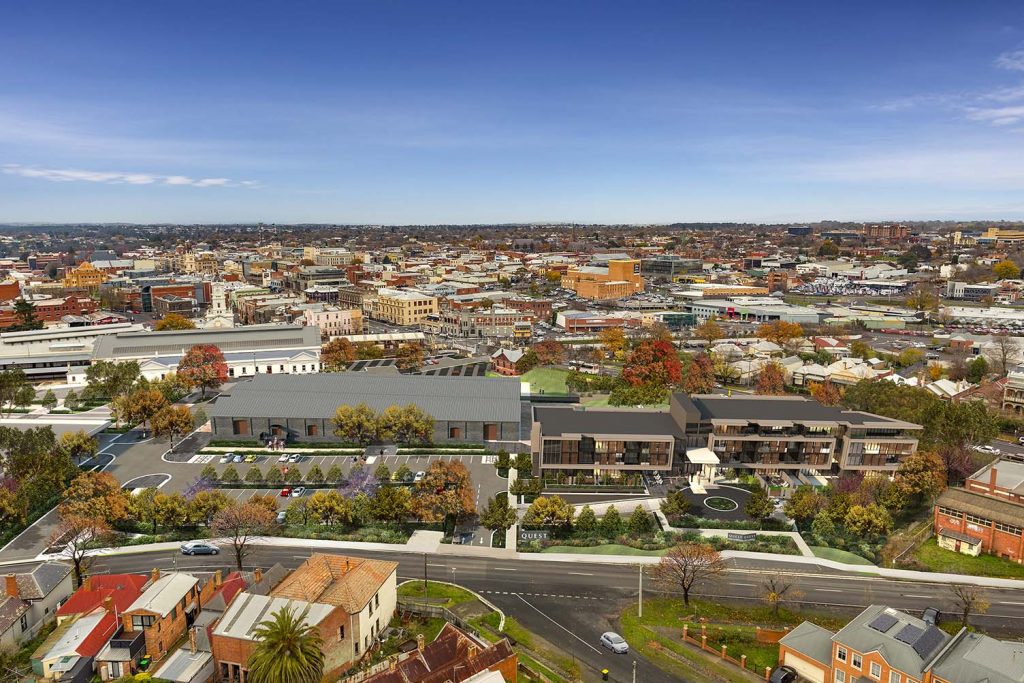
232 454 244 463
974 445 1000 455
769 666 797 683
288 453 301 463
291 486 306 497
279 488 291 497
278 453 290 463
244 454 257 463
413 471 426 483
1018 436 1024 446
599 632 628 654
180 541 219 556
220 453 234 464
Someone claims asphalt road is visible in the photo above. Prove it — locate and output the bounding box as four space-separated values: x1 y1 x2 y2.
7 545 1024 683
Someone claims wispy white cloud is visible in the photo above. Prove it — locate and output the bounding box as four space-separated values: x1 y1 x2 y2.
791 147 1024 188
965 105 1024 126
995 49 1024 71
1 164 257 188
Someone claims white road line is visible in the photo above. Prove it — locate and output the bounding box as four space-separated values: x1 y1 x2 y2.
427 563 447 568
568 572 593 576
493 567 516 572
904 595 931 599
514 594 602 654
1000 601 1024 606
818 589 842 593
731 582 755 587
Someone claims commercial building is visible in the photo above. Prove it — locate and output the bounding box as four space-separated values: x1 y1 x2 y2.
0 295 98 327
863 223 909 241
685 297 822 324
62 262 109 289
934 460 1024 563
153 294 198 319
440 307 535 338
555 311 644 333
73 325 322 383
945 281 1001 301
0 322 144 381
372 288 438 326
303 307 364 339
209 373 521 444
641 255 703 280
562 259 645 299
779 604 1024 683
530 393 921 481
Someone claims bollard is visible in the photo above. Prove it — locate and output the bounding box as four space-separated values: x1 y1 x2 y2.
721 645 727 659
741 655 747 669
602 668 609 681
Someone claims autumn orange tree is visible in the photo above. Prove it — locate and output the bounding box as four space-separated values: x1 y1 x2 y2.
178 343 229 398
754 361 786 395
622 340 682 388
757 320 804 351
532 340 567 366
61 471 131 524
651 543 725 606
412 460 476 523
321 338 357 371
682 352 715 394
693 317 724 344
808 380 843 406
50 513 113 587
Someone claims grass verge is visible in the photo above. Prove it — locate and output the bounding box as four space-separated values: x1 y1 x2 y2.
397 580 479 607
809 546 876 566
911 538 1024 579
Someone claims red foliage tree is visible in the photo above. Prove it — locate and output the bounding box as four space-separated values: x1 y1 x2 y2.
177 344 229 398
682 352 715 394
621 340 683 388
532 340 567 366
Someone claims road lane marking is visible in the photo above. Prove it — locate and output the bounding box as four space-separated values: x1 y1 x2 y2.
1000 601 1024 606
731 582 755 587
905 595 930 599
818 589 841 593
493 567 516 571
568 572 593 576
427 563 447 568
514 594 602 654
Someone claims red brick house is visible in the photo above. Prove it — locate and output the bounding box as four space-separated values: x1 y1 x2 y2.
490 349 525 376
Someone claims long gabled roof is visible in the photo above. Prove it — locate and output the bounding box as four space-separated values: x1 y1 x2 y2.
92 325 320 359
270 554 396 614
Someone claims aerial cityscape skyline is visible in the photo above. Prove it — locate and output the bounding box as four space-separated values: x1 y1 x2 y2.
4 2 1024 223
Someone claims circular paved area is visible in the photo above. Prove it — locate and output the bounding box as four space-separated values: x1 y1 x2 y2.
678 484 752 522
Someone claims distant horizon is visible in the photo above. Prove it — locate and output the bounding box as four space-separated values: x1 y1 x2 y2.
4 2 1024 222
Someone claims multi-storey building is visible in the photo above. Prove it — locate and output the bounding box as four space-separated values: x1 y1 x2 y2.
934 459 1024 563
62 262 109 289
945 281 1001 301
440 307 534 338
373 288 438 326
1001 365 1024 414
120 569 215 665
0 295 98 326
863 223 909 241
562 259 645 299
779 604 1024 683
640 255 703 281
530 393 921 481
303 306 363 339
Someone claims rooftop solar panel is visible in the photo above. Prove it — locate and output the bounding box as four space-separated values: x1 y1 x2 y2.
895 623 923 644
868 613 899 633
912 626 946 659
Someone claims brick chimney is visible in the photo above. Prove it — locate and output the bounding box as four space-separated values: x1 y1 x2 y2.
467 643 478 659
150 568 160 583
103 596 114 614
188 627 197 654
214 570 222 588
254 568 263 584
990 466 999 493
5 574 17 599
416 634 425 652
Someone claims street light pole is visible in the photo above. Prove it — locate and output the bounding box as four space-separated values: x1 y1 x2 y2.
423 553 427 595
638 564 643 619
632 660 637 683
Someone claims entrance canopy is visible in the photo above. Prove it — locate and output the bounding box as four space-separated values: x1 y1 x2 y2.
686 448 720 465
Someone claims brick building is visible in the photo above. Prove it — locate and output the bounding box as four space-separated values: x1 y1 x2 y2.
934 477 1024 564
562 259 645 300
0 296 98 327
120 570 216 665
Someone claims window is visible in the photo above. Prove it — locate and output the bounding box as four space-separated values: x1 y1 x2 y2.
870 662 881 679
19 613 28 632
354 641 360 655
852 654 862 670
889 673 901 683
375 594 380 609
834 672 846 683
131 615 155 629
837 647 847 662
306 424 319 437
449 426 462 439
338 625 345 640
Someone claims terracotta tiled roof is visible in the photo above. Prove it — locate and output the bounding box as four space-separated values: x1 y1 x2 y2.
270 554 397 613
361 624 516 683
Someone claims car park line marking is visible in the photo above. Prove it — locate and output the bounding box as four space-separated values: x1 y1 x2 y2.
514 594 602 654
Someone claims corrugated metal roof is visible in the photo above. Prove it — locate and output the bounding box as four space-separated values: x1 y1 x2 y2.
209 373 521 423
93 325 321 359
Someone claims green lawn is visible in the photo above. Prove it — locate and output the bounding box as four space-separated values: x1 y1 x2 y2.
540 543 667 556
912 538 1024 579
520 368 569 394
809 546 876 566
397 580 479 606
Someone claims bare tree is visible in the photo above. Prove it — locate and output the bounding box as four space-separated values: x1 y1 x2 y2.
211 502 276 570
651 543 725 607
988 332 1021 376
49 514 113 587
761 577 803 617
951 584 989 627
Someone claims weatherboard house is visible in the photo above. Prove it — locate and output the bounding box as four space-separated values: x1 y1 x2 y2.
208 373 522 444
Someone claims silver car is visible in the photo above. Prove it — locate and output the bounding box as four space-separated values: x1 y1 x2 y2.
600 632 628 654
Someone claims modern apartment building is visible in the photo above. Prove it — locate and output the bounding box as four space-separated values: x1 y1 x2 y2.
530 393 921 481
779 604 1024 683
562 259 645 299
373 288 438 326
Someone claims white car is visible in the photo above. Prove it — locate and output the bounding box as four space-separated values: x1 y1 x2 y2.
975 445 1000 455
600 632 629 654
278 453 290 463
291 486 306 497
413 471 426 483
220 453 234 464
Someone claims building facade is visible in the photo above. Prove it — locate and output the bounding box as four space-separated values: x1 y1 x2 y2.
373 289 438 326
562 259 645 299
303 307 364 339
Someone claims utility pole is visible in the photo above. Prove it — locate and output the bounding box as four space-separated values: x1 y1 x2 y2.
638 564 643 619
423 553 427 595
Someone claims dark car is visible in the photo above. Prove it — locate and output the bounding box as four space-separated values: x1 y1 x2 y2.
922 607 941 626
769 666 797 683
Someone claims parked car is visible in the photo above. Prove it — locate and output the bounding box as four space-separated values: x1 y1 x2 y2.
922 607 941 626
291 486 306 497
413 471 426 483
599 632 628 654
244 454 257 463
278 453 290 463
232 454 244 463
220 454 234 464
769 666 797 683
279 488 291 497
288 453 301 463
974 445 1000 455
180 541 219 556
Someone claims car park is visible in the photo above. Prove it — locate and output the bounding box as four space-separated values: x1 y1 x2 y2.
232 454 244 463
180 541 219 555
220 453 234 464
599 632 628 654
244 454 257 463
278 453 290 463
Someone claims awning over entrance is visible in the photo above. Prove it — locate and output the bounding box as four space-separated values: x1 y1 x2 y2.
686 448 720 465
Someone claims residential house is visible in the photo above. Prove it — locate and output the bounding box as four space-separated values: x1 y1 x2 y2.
490 348 524 376
120 570 215 665
349 624 517 683
31 601 120 683
779 604 1024 683
1 563 74 651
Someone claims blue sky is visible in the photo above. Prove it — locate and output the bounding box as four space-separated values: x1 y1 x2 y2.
3 1 1024 224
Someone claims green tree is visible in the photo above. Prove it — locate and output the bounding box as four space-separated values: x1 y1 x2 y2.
266 468 284 485
480 495 517 532
369 485 411 524
660 488 691 517
966 356 988 383
55 430 99 466
495 449 511 472
514 349 539 374
783 487 825 528
325 464 343 483
810 512 836 544
245 466 264 483
574 505 598 535
332 402 378 445
63 389 80 411
154 313 195 331
83 360 140 401
374 464 390 482
844 504 893 538
894 451 947 502
627 505 654 535
221 465 240 484
0 369 34 416
200 464 218 481
9 298 43 331
247 606 325 683
285 467 303 484
514 451 533 476
306 465 325 484
993 259 1020 280
41 389 58 412
522 496 574 528
599 505 623 537
392 463 411 483
744 486 775 529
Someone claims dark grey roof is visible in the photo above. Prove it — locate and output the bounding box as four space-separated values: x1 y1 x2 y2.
18 562 72 599
778 621 834 666
534 406 684 438
931 630 1024 683
833 605 948 678
686 394 920 428
92 325 321 359
210 374 521 423
0 596 29 634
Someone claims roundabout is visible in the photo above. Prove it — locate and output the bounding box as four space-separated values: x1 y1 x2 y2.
703 495 739 512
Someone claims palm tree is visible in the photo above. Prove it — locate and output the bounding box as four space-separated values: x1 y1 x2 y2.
247 606 324 683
